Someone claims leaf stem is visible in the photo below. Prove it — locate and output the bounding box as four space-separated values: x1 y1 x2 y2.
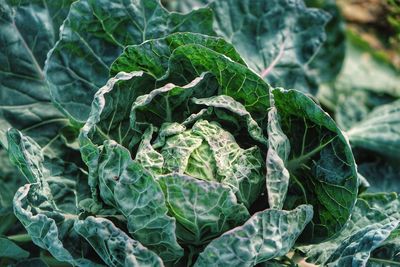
368 257 400 266
7 233 32 243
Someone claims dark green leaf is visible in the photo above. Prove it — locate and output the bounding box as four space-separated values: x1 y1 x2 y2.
300 193 400 266
0 0 73 150
96 140 183 262
158 173 249 245
347 100 400 160
272 88 358 242
46 0 215 123
7 129 97 265
195 205 313 267
75 216 163 267
0 237 29 259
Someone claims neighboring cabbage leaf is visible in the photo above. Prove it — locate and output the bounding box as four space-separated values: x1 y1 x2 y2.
300 193 400 266
208 0 329 94
272 88 358 242
195 205 313 267
0 0 74 147
318 30 400 114
0 237 29 260
164 0 330 94
46 0 215 123
347 100 400 160
304 0 346 84
357 157 400 194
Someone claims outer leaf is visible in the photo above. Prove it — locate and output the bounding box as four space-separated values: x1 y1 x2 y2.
75 216 163 267
96 140 183 261
0 237 29 259
272 88 358 242
46 0 215 122
301 193 400 266
347 100 400 159
0 0 73 148
111 32 246 77
318 31 400 114
194 205 313 267
208 0 329 94
165 0 330 94
158 173 249 245
358 158 400 194
266 106 290 209
304 0 346 84
13 184 96 266
7 129 97 265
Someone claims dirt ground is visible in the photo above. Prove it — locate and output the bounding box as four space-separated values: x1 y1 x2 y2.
337 0 400 68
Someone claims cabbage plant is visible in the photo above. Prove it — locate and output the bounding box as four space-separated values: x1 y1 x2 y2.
1 0 399 266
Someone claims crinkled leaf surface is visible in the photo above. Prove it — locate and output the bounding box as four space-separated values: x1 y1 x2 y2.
111 32 270 122
300 193 400 266
272 88 358 242
158 173 249 245
7 129 98 265
95 140 183 262
165 0 330 94
75 216 163 267
194 205 313 267
208 0 329 94
266 105 290 210
46 0 215 122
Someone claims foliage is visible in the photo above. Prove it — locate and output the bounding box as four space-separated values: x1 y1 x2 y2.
0 0 399 266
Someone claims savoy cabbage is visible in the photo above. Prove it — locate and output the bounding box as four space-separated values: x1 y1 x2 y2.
0 0 399 266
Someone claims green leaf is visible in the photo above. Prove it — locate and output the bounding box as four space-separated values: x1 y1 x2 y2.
7 129 97 265
158 173 249 245
272 88 358 242
318 30 400 114
111 32 246 77
358 158 400 194
163 0 210 13
46 0 215 123
208 0 329 94
0 0 73 149
194 205 313 267
96 140 183 262
111 32 270 122
347 100 400 160
304 0 346 84
0 237 29 259
165 0 330 94
191 95 268 146
300 193 400 266
188 120 265 207
266 106 290 210
75 216 163 267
